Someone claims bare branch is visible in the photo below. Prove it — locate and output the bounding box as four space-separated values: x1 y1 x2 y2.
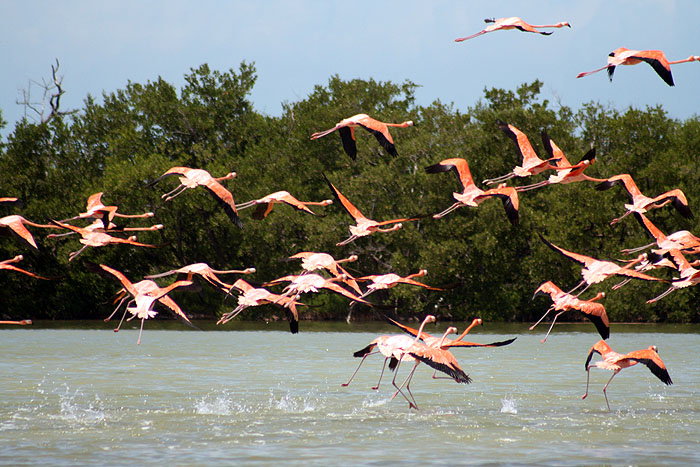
16 59 78 123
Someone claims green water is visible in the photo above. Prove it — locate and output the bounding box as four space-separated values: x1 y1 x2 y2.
1 322 698 465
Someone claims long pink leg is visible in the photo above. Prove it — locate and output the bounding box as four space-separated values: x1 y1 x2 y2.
392 361 420 409
371 357 389 390
341 351 378 387
433 202 463 219
541 311 566 343
601 371 618 411
529 306 555 330
582 366 592 400
136 318 145 345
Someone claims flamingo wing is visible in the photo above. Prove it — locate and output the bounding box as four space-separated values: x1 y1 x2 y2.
384 316 436 342
574 302 610 339
146 167 187 187
409 346 471 383
625 349 673 385
355 117 398 156
203 179 243 228
651 189 693 219
338 126 357 159
0 264 51 280
630 51 674 86
538 233 598 267
4 218 39 249
497 120 542 165
443 337 517 349
584 339 613 369
425 158 475 192
323 174 367 222
479 186 520 225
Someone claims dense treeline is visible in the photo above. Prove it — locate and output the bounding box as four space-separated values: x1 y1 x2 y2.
1 62 699 323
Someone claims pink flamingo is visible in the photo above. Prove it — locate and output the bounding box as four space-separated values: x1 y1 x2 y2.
146 262 255 294
49 220 156 261
0 255 51 280
61 192 154 228
236 190 333 219
1 215 58 249
455 17 570 42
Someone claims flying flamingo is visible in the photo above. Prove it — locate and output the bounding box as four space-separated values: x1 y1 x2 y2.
263 273 372 307
323 174 421 245
483 121 562 186
0 319 32 325
61 192 154 229
455 17 570 42
235 190 333 220
530 281 609 342
1 215 58 249
49 220 157 261
596 173 693 225
310 113 414 159
582 340 672 411
286 251 361 294
96 264 193 344
145 263 256 294
515 132 602 191
355 269 443 298
148 166 241 228
576 48 700 86
622 212 700 256
646 249 700 303
0 255 51 280
216 279 306 333
425 157 519 224
539 233 666 296
47 218 164 239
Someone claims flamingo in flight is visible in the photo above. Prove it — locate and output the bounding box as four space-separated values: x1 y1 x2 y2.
96 264 193 345
530 281 609 342
235 190 333 220
0 255 51 280
49 220 157 261
356 269 443 298
646 249 700 303
582 340 672 411
455 17 570 42
263 273 372 307
539 233 666 296
576 48 700 86
622 212 700 256
61 192 154 229
286 251 361 294
216 279 306 333
148 167 241 228
483 121 562 186
145 263 256 295
310 113 414 160
596 173 693 225
425 157 519 225
323 174 421 245
0 319 32 325
1 215 58 250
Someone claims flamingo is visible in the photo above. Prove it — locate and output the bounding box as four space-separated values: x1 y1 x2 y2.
576 48 700 86
235 190 333 220
1 215 58 249
263 273 372 307
61 192 154 228
49 220 157 261
310 113 414 159
96 264 193 344
355 269 443 298
145 263 256 294
216 279 306 333
0 319 32 325
516 132 602 191
286 251 361 294
539 233 666 296
483 121 562 186
0 255 51 280
646 249 700 303
622 212 700 256
323 174 421 245
47 218 164 238
596 173 693 225
148 166 241 228
425 157 519 224
455 17 570 42
530 281 609 342
582 340 672 411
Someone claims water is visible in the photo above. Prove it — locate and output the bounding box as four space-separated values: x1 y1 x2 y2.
1 322 699 465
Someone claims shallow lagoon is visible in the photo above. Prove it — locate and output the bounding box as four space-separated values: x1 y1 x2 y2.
1 321 699 465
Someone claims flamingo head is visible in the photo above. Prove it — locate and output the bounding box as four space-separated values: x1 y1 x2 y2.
424 315 436 324
128 235 138 242
474 318 483 326
321 199 334 206
243 267 256 274
650 345 658 353
445 326 458 335
152 224 164 230
224 172 237 180
417 269 428 277
19 319 32 325
559 21 571 28
347 255 359 262
403 121 415 128
15 255 24 261
144 212 155 217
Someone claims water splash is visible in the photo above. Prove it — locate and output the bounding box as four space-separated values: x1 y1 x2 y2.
194 392 236 415
269 389 317 413
56 385 106 425
500 397 518 415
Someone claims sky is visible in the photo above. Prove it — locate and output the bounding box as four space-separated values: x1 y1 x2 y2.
1 1 698 139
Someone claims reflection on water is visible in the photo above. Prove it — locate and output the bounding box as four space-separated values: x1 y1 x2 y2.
1 324 699 465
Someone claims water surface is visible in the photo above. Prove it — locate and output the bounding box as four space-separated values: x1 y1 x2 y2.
1 322 698 465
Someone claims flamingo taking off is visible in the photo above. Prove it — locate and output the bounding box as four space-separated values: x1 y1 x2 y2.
483 121 562 186
596 173 693 225
61 192 154 229
0 255 51 280
356 269 443 298
539 233 666 296
582 340 672 411
145 263 256 294
286 251 361 293
49 220 157 261
1 215 58 250
148 166 241 228
96 264 193 345
263 273 372 307
216 279 306 333
646 249 700 303
323 174 421 245
425 157 519 224
622 212 700 256
530 281 609 342
235 190 333 220
310 113 414 159
576 48 700 86
455 17 570 42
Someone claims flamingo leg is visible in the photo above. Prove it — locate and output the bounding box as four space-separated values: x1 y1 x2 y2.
336 234 358 246
541 310 566 343
235 200 258 210
113 301 133 332
646 286 676 304
515 180 550 192
371 357 390 390
341 351 378 387
482 173 515 185
216 304 247 325
105 297 128 322
163 185 189 202
582 366 592 400
620 243 655 254
612 278 631 290
601 371 619 411
136 318 145 345
529 306 554 330
68 245 89 262
610 210 631 225
433 202 463 219
392 361 420 409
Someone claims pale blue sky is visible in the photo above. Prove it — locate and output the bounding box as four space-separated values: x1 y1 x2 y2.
1 1 698 138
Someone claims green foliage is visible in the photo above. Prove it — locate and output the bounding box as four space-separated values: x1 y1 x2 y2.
1 64 699 324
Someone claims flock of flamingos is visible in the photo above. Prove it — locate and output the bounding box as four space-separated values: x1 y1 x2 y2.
3 16 699 411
